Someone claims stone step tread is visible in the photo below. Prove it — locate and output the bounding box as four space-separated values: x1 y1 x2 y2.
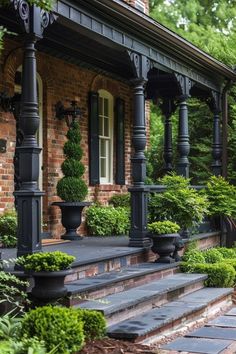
66 262 179 295
76 273 207 315
107 287 233 340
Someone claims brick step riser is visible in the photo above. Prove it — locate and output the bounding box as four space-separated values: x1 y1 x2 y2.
67 266 179 307
65 250 156 284
136 294 233 345
105 280 206 326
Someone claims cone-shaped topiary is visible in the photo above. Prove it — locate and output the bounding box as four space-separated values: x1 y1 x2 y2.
57 122 88 202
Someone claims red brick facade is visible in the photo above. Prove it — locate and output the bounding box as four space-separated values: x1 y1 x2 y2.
0 0 150 237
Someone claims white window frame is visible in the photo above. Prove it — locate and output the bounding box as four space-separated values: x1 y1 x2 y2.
98 89 114 184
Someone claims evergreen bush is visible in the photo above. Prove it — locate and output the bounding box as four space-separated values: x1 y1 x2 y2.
180 262 235 287
217 247 236 259
21 306 84 354
16 251 75 272
182 249 205 263
76 309 106 340
0 211 17 248
202 248 224 263
57 122 87 202
109 193 130 208
86 205 130 236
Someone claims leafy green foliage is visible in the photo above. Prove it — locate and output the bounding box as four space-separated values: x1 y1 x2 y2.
0 315 22 340
0 337 49 354
180 262 235 287
21 306 85 354
0 211 17 248
86 206 130 236
217 247 236 259
57 122 87 202
182 249 205 263
149 174 209 229
76 309 106 341
108 193 130 208
0 271 29 312
148 221 180 235
203 176 236 217
202 248 224 263
16 251 75 272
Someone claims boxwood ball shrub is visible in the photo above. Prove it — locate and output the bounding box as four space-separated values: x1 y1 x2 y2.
76 309 106 340
181 249 205 263
21 306 84 354
86 205 130 236
0 210 17 248
16 251 75 272
57 121 88 202
217 247 236 259
202 248 224 263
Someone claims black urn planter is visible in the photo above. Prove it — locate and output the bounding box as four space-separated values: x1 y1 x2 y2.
149 233 180 263
52 201 91 240
30 269 72 300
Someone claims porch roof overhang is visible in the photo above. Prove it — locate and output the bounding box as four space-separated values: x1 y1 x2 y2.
1 0 236 92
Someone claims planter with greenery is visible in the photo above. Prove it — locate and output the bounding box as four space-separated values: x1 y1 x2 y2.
52 121 90 240
148 220 180 263
149 174 209 238
17 251 75 300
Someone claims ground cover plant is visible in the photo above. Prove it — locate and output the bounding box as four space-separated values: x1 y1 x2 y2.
0 210 17 248
181 246 236 287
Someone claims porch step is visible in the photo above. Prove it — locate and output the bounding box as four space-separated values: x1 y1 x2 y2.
107 287 233 344
66 262 179 306
75 273 207 326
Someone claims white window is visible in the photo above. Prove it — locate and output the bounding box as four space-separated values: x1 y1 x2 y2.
98 90 113 184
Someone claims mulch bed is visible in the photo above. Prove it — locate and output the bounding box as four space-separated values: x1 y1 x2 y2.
79 338 159 354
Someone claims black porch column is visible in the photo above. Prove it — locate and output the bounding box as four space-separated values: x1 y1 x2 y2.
160 98 176 173
128 53 151 247
176 75 192 178
211 91 222 176
12 3 55 258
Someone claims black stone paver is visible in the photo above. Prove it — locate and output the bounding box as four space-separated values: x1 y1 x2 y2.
207 315 236 328
186 326 236 340
77 273 207 314
162 337 232 354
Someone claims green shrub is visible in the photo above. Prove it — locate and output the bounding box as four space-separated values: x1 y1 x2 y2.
203 175 236 217
77 309 106 340
0 211 17 248
217 247 236 259
0 271 29 312
61 159 85 177
57 177 88 202
182 249 205 263
109 193 130 208
203 248 224 263
149 174 209 229
21 306 84 354
86 206 130 236
0 337 49 354
57 122 88 202
224 258 236 271
180 262 235 287
148 221 180 235
16 251 75 272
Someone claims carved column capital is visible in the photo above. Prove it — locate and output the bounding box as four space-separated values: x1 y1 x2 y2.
128 51 152 81
209 90 222 114
175 74 193 98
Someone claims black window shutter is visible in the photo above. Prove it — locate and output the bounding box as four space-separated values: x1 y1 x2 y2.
88 91 99 185
115 97 125 185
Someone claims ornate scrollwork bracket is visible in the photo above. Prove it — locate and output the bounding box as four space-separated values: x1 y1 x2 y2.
128 51 152 81
159 98 177 118
12 0 57 37
209 90 222 114
175 73 193 99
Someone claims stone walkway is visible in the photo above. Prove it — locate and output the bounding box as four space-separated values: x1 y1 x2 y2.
159 307 236 354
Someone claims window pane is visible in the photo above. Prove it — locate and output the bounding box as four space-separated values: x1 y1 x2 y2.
100 158 106 178
104 117 109 137
99 116 103 135
104 98 108 117
99 97 103 115
100 139 106 157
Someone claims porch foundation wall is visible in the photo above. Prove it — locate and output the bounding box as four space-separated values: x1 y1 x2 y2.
0 39 135 238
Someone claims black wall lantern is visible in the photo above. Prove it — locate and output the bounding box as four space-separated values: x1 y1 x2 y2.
55 100 81 127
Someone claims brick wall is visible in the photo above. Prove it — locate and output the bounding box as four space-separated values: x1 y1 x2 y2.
0 39 137 237
124 0 149 14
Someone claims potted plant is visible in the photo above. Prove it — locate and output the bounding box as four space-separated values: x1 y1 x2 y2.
16 251 75 300
149 174 209 238
52 121 90 240
148 220 180 263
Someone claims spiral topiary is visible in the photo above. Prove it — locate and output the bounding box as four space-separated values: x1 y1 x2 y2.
57 122 88 202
